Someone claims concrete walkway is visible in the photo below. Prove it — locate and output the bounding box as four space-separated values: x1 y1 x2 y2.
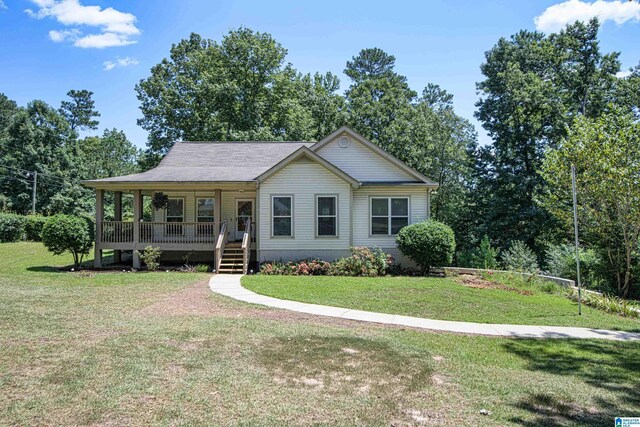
209 274 640 341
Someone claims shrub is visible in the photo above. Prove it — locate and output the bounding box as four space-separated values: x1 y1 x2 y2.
472 235 499 269
260 259 331 276
329 247 392 277
396 220 455 274
42 214 93 269
259 249 390 277
0 213 25 242
501 241 538 273
566 290 640 318
545 244 604 289
195 264 210 273
136 246 162 271
24 215 47 241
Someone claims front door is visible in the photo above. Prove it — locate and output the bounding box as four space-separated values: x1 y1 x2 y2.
235 199 254 240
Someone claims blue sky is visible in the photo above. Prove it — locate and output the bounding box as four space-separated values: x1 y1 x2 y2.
1 0 639 148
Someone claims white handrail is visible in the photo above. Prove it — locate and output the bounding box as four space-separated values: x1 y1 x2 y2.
215 222 227 272
241 220 251 274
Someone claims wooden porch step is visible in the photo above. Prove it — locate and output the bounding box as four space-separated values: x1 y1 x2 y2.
218 268 244 273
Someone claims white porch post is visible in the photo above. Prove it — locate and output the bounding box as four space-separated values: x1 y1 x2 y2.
113 191 122 264
132 189 142 269
94 189 104 268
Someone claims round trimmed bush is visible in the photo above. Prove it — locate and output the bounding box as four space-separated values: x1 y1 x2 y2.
24 215 47 241
395 220 455 274
42 214 94 269
0 213 25 242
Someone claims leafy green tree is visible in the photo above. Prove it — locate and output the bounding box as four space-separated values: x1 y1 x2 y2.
540 109 640 297
136 28 339 159
79 128 139 179
344 48 416 146
0 100 75 214
59 89 100 132
501 241 539 273
42 214 93 269
473 18 622 254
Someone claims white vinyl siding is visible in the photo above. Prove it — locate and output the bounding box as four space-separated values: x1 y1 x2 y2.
259 158 351 251
316 136 415 182
353 186 429 247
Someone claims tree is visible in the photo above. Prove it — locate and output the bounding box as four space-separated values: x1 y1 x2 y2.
344 48 416 147
136 28 338 158
79 128 139 179
41 214 94 269
59 89 100 131
344 47 400 83
473 18 622 254
539 109 640 298
396 220 456 274
0 100 75 214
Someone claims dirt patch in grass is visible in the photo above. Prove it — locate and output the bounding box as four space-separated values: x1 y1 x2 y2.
136 279 445 334
456 274 533 295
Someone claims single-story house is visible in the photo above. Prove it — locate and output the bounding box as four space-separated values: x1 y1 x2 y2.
83 126 438 273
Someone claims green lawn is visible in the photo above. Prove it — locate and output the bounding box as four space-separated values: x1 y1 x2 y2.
242 275 640 331
1 242 639 425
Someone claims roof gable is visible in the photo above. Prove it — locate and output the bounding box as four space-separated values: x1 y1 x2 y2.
256 146 360 188
311 126 437 186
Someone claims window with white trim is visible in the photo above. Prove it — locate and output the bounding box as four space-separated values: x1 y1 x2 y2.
371 197 409 235
316 195 337 236
166 198 184 235
272 196 292 236
196 198 215 222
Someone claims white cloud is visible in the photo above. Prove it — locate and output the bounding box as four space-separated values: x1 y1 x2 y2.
103 56 139 71
616 70 633 78
534 0 640 33
25 0 140 48
48 28 80 42
0 1 7 10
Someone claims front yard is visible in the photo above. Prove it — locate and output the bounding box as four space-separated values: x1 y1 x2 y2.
242 275 640 331
1 242 639 425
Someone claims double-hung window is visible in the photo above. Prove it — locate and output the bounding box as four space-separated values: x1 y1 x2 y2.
166 198 184 235
371 197 409 235
196 198 214 234
316 195 337 237
272 196 293 237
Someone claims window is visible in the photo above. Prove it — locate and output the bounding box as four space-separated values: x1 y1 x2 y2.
316 195 337 237
370 197 409 235
196 198 214 235
197 198 215 222
166 198 184 234
272 196 292 237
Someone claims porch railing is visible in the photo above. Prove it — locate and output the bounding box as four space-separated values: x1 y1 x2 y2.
215 221 227 272
99 221 217 245
139 222 217 244
101 221 134 243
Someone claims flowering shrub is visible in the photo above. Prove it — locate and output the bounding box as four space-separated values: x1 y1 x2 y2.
260 247 392 277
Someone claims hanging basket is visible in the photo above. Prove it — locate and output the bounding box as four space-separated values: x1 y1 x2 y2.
152 192 169 211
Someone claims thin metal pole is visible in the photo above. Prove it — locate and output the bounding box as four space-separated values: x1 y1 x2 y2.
31 171 37 215
571 165 582 315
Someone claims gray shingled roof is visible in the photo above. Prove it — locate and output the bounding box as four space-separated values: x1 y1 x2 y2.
86 141 314 183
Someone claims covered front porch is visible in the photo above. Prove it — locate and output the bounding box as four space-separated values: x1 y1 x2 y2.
92 183 256 272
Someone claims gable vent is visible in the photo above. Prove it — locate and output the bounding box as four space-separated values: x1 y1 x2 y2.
338 135 351 148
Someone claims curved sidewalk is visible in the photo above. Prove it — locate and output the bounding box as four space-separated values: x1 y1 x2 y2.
209 274 640 341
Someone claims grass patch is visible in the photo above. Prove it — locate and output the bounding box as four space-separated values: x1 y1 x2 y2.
1 242 639 425
242 274 640 331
